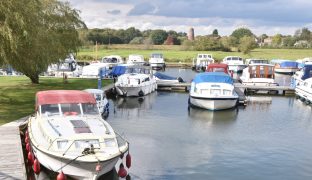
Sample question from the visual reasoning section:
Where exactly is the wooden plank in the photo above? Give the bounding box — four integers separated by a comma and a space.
0, 125, 26, 180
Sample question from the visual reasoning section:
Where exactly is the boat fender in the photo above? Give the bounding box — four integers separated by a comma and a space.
26, 142, 30, 152
27, 151, 34, 166
120, 153, 124, 159
178, 77, 184, 83
138, 90, 144, 97
96, 163, 102, 172
33, 158, 40, 175
118, 163, 127, 178
57, 171, 67, 180
126, 153, 131, 168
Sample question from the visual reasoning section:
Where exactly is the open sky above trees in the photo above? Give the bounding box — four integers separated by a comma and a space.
64, 0, 312, 36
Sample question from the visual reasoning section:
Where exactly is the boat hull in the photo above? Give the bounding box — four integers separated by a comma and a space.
115, 83, 157, 97
150, 63, 165, 70
228, 65, 247, 73
295, 86, 312, 103
31, 144, 120, 180
274, 68, 298, 75
189, 96, 238, 110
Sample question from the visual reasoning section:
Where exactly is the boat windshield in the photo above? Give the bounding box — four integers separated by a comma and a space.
126, 67, 151, 74
40, 103, 99, 116
151, 54, 163, 58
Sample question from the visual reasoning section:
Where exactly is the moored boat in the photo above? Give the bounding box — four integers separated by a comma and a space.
240, 63, 278, 86
153, 72, 184, 86
291, 64, 312, 87
27, 90, 129, 179
222, 56, 247, 73
115, 65, 157, 97
271, 59, 299, 75
127, 54, 146, 66
149, 53, 165, 70
189, 72, 238, 110
84, 89, 109, 119
295, 77, 312, 105
192, 54, 214, 72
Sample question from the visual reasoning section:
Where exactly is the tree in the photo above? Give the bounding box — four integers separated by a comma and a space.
238, 36, 257, 54
231, 28, 254, 41
282, 36, 296, 48
0, 0, 85, 83
194, 36, 223, 51
272, 34, 283, 47
150, 29, 168, 45
212, 29, 219, 37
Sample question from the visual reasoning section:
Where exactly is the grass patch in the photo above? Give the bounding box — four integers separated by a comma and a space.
0, 76, 112, 125
78, 45, 312, 62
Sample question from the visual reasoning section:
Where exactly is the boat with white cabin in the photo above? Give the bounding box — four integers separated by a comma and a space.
291, 64, 312, 88
222, 56, 247, 73
189, 72, 238, 110
192, 54, 214, 72
149, 53, 165, 70
27, 90, 129, 179
127, 54, 146, 65
295, 77, 312, 104
101, 55, 124, 69
239, 63, 278, 86
115, 65, 157, 97
84, 89, 109, 119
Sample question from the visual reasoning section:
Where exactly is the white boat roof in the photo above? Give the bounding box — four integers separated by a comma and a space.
248, 63, 274, 67
84, 89, 104, 94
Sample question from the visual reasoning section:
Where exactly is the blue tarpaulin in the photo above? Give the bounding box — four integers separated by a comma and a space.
110, 66, 127, 76
280, 61, 298, 68
302, 64, 312, 80
154, 72, 177, 80
192, 72, 233, 84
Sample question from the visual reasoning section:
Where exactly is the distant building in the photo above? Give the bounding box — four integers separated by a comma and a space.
188, 27, 194, 41
259, 37, 272, 46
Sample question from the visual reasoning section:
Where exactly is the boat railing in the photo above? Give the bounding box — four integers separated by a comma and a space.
115, 131, 128, 149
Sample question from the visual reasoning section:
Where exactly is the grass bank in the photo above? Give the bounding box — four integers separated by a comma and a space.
0, 76, 111, 125
77, 45, 312, 62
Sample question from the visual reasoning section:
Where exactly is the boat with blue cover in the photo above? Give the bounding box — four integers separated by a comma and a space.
153, 72, 184, 86
271, 59, 299, 74
291, 64, 312, 87
189, 72, 238, 110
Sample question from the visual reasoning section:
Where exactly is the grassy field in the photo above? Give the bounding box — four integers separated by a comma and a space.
77, 44, 312, 63
0, 76, 112, 125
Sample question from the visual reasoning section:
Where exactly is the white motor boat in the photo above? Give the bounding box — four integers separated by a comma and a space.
189, 72, 238, 110
127, 54, 146, 66
153, 72, 184, 86
295, 77, 312, 104
240, 63, 278, 86
291, 64, 312, 88
81, 63, 110, 78
245, 59, 269, 65
192, 54, 214, 72
148, 53, 165, 70
101, 55, 124, 69
27, 90, 129, 180
115, 66, 157, 97
84, 89, 109, 119
222, 56, 247, 73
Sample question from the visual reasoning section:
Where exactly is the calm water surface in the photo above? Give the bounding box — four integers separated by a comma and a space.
106, 68, 312, 180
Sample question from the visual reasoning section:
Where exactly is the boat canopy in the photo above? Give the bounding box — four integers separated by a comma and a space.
193, 72, 233, 84
154, 72, 176, 80
110, 65, 127, 76
206, 63, 229, 74
280, 61, 298, 68
36, 90, 96, 107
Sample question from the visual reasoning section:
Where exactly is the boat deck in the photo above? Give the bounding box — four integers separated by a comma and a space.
0, 120, 27, 179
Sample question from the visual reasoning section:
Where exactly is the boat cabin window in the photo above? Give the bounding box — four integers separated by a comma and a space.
41, 104, 59, 115
81, 103, 99, 115
61, 103, 81, 116
207, 67, 226, 73
249, 66, 274, 78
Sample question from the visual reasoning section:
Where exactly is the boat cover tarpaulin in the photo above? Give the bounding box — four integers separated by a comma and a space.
302, 65, 312, 80
110, 65, 127, 76
36, 90, 96, 107
192, 72, 233, 84
154, 72, 177, 80
280, 61, 298, 68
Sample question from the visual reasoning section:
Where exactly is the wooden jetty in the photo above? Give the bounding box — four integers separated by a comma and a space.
0, 118, 27, 179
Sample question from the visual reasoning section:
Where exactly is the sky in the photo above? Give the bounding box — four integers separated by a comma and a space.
65, 0, 312, 36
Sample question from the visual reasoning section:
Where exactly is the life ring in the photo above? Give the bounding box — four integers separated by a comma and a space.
64, 111, 78, 116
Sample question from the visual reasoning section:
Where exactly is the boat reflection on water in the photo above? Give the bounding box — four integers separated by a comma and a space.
112, 92, 157, 117
188, 106, 238, 125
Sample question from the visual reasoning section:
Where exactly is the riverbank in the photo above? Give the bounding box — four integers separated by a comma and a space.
77, 45, 312, 62
0, 76, 112, 125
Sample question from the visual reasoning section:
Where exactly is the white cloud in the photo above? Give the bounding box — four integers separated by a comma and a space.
65, 0, 310, 36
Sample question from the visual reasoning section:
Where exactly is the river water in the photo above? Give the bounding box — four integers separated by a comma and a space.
105, 68, 312, 180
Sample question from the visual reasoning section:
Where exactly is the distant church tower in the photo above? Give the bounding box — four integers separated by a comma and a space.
188, 27, 194, 41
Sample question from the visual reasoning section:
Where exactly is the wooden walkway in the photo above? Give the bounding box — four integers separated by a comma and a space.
0, 119, 27, 180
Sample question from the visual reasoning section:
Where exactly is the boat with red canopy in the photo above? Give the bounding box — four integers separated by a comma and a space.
28, 90, 129, 179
